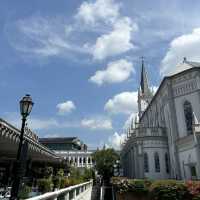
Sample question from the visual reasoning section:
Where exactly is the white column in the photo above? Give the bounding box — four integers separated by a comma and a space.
64, 192, 69, 200
86, 157, 88, 168
77, 156, 79, 167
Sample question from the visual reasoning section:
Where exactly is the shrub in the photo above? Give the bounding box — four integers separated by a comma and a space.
82, 168, 95, 181
57, 169, 64, 177
186, 181, 200, 199
37, 178, 53, 193
53, 176, 61, 189
43, 167, 53, 178
18, 185, 32, 199
129, 179, 150, 196
150, 180, 192, 200
60, 177, 68, 188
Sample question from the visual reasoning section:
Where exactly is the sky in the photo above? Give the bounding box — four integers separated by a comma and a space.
1, 0, 200, 149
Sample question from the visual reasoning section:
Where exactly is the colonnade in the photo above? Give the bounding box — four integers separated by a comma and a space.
67, 155, 94, 168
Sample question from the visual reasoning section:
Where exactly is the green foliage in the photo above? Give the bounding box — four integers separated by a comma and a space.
57, 168, 64, 177
18, 185, 31, 199
112, 178, 199, 200
82, 168, 95, 181
92, 148, 119, 180
43, 166, 53, 178
150, 180, 191, 200
53, 176, 61, 189
112, 177, 150, 196
60, 177, 67, 188
70, 167, 81, 180
129, 179, 150, 196
37, 178, 53, 193
186, 181, 200, 199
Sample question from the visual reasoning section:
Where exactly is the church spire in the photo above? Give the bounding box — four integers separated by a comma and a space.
140, 57, 150, 95
138, 57, 153, 118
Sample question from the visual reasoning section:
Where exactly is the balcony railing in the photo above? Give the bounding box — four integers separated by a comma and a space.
27, 180, 93, 200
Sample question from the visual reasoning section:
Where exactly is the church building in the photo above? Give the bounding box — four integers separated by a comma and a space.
121, 58, 200, 180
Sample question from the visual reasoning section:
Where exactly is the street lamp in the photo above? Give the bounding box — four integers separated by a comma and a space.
113, 160, 120, 176
11, 94, 34, 200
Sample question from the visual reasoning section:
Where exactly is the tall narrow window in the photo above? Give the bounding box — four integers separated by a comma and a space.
165, 153, 170, 173
144, 152, 149, 172
154, 152, 160, 172
184, 101, 193, 135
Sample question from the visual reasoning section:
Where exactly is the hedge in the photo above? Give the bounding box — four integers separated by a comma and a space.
112, 177, 200, 200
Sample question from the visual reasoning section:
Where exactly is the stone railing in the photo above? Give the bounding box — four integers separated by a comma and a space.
134, 127, 167, 138
27, 180, 93, 200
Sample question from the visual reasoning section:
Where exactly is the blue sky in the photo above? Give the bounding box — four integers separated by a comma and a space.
1, 0, 200, 149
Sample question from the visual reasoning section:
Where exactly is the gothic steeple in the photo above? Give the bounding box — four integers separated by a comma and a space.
140, 57, 151, 98
138, 57, 153, 118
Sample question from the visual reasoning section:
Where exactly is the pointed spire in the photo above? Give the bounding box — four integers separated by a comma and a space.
140, 56, 150, 94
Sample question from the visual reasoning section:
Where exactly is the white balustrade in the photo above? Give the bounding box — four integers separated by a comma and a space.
26, 180, 93, 200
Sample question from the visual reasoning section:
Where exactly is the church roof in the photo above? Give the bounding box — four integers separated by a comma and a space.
139, 59, 200, 121
169, 58, 200, 75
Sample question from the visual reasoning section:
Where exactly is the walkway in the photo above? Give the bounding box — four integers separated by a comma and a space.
91, 184, 101, 200
76, 187, 92, 200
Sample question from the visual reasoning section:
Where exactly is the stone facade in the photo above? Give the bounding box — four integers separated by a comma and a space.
121, 59, 200, 180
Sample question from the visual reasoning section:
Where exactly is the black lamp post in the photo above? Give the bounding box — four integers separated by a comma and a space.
10, 94, 34, 200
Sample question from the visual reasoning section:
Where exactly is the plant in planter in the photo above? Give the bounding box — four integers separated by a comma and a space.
150, 180, 192, 200
186, 181, 200, 199
113, 178, 151, 200
53, 176, 61, 190
18, 185, 32, 199
37, 178, 53, 193
129, 179, 149, 199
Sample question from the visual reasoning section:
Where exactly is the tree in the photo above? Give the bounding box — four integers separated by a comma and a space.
92, 148, 119, 182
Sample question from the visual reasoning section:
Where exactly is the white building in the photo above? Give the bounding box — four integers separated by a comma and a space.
121, 58, 200, 180
55, 150, 95, 169
39, 137, 95, 169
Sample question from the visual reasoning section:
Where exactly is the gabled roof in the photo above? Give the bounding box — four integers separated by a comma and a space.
39, 137, 79, 144
139, 60, 200, 121
168, 58, 200, 76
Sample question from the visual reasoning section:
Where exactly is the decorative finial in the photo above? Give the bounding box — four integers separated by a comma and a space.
141, 56, 145, 65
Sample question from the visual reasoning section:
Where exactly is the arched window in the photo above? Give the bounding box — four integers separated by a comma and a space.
79, 157, 82, 163
154, 152, 160, 172
184, 101, 193, 135
165, 153, 170, 173
88, 157, 91, 164
144, 152, 149, 173
83, 157, 86, 163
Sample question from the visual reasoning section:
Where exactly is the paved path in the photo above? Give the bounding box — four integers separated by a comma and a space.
91, 185, 100, 200
76, 187, 92, 200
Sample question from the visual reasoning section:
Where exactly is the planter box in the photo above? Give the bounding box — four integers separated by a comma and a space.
116, 192, 148, 200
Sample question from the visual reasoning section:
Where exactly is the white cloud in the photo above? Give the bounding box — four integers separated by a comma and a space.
161, 28, 200, 75
56, 100, 76, 115
123, 113, 137, 129
5, 15, 89, 58
108, 132, 126, 150
152, 85, 158, 94
104, 91, 138, 115
92, 17, 137, 60
3, 112, 80, 131
76, 0, 120, 25
81, 117, 113, 130
89, 59, 134, 85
